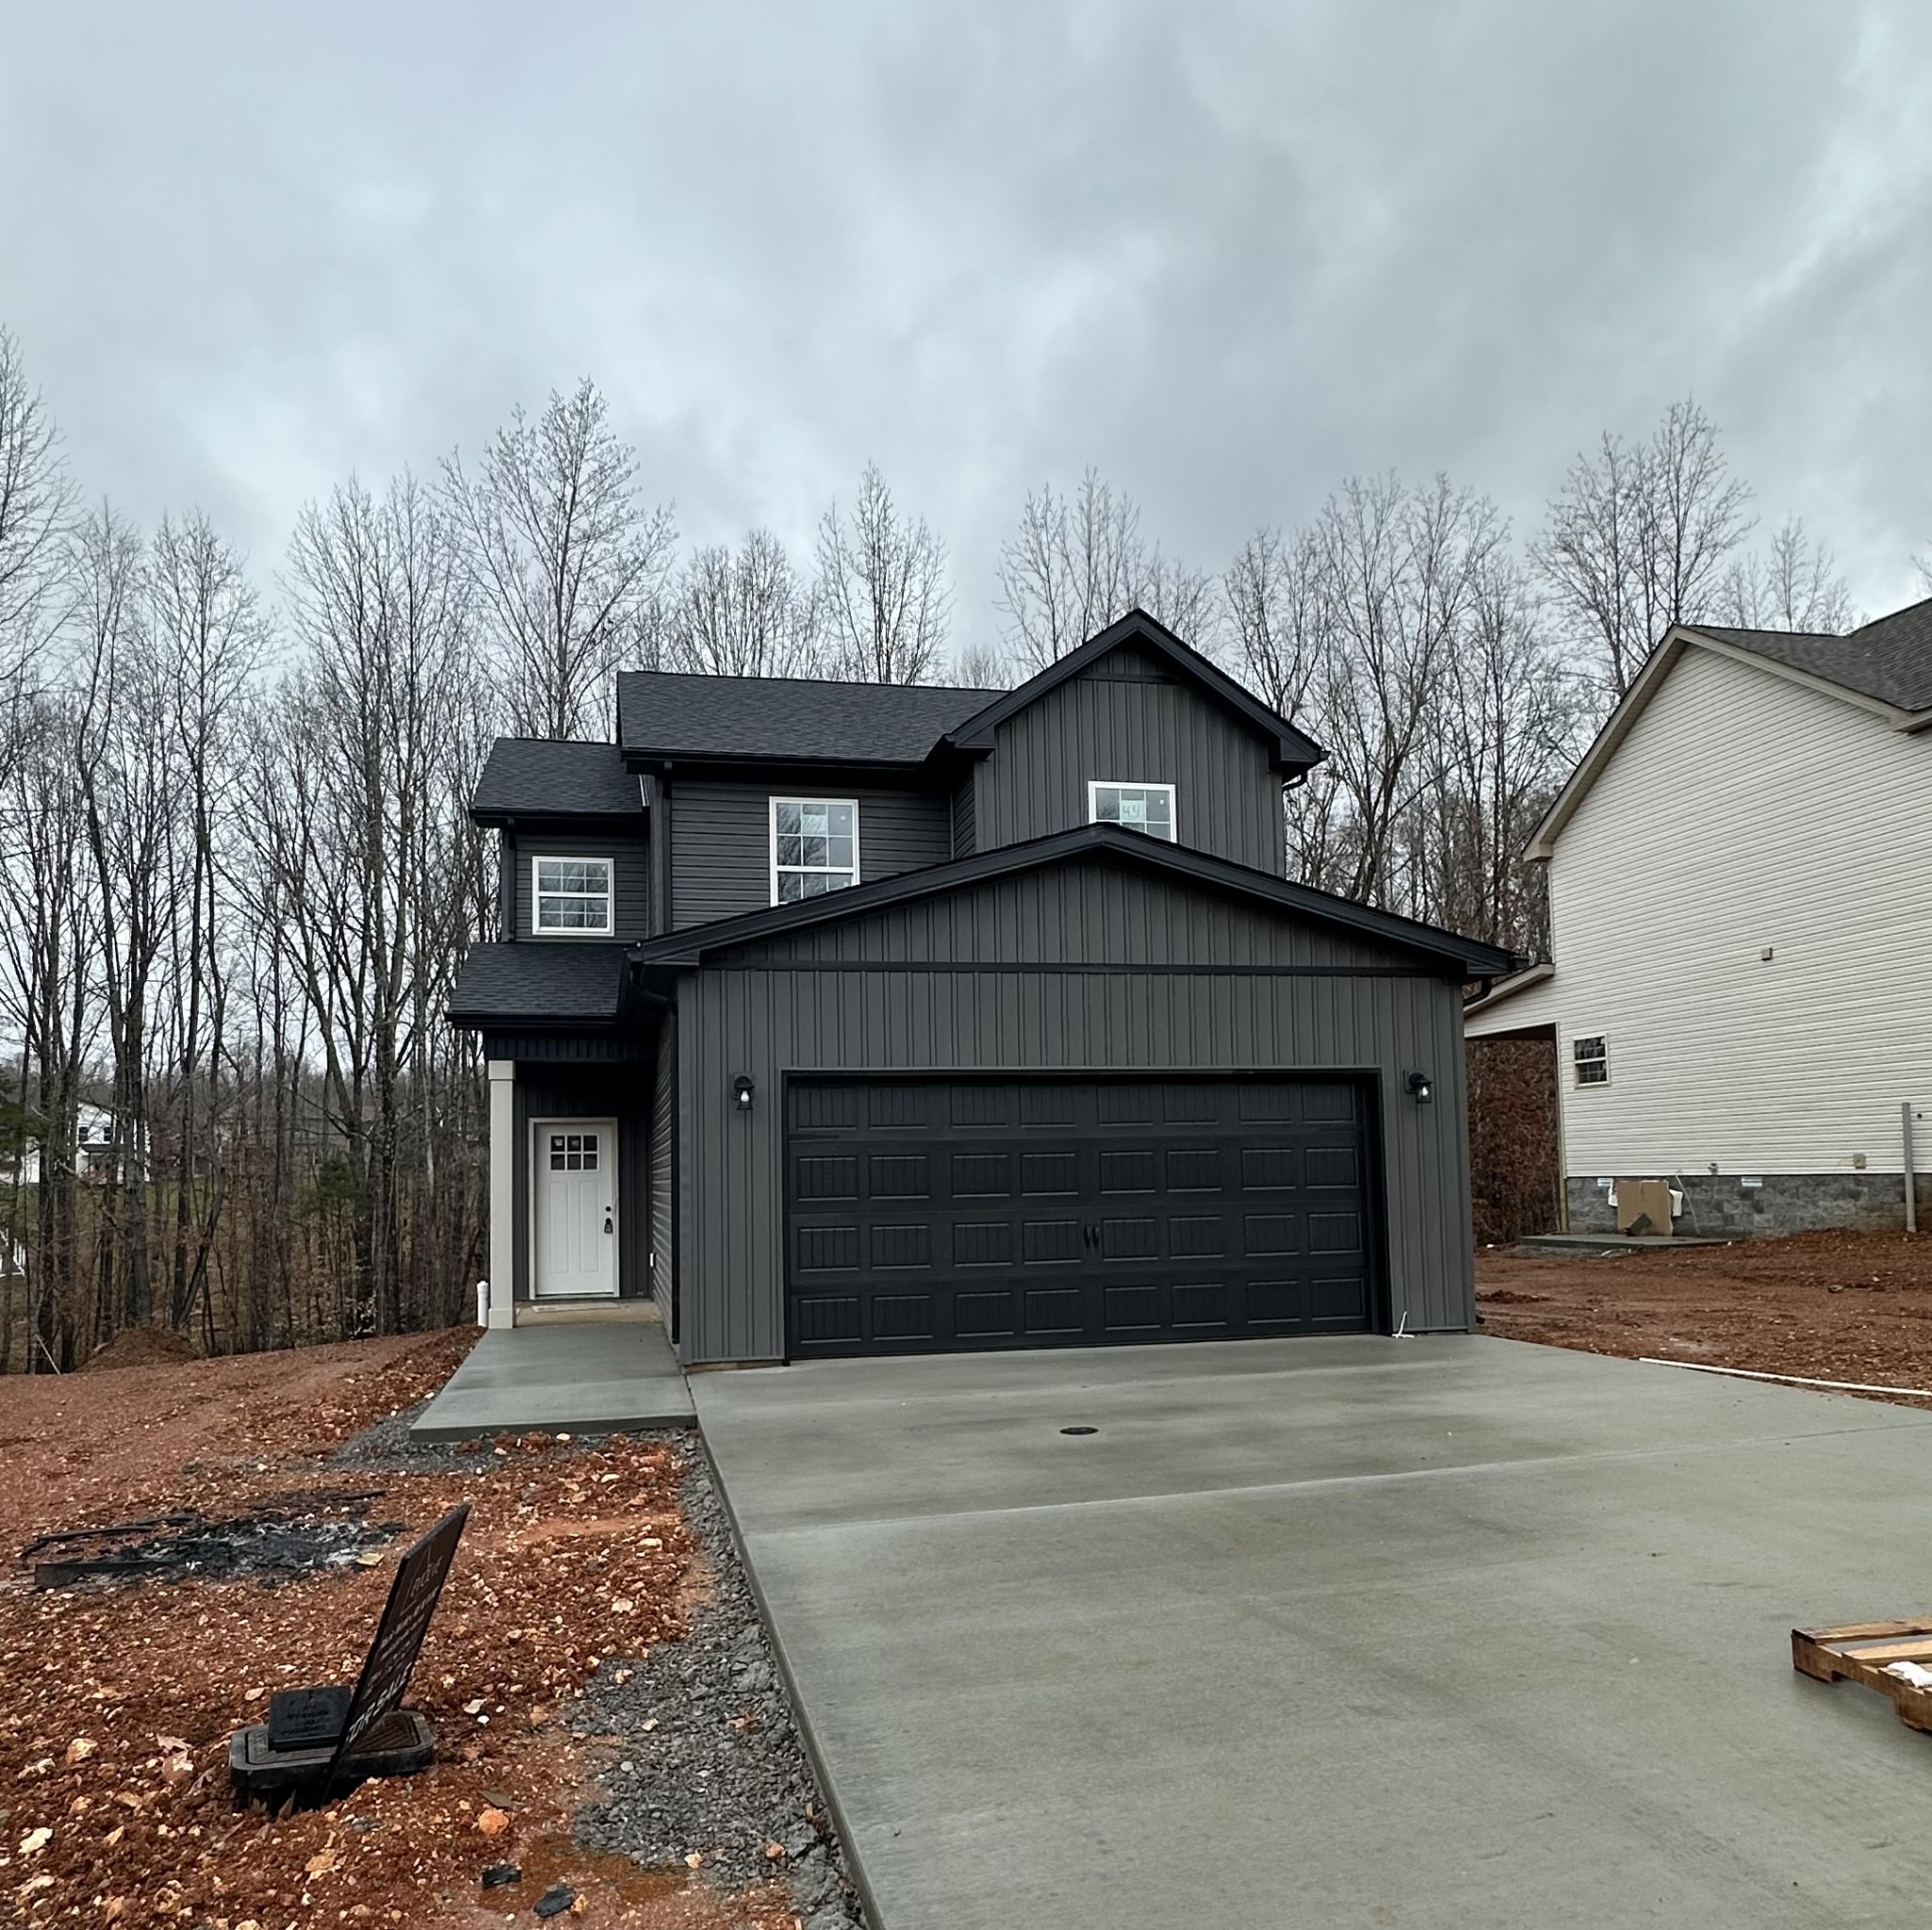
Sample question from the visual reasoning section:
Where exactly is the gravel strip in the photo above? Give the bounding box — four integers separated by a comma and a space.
573, 1442, 869, 1928
328, 1406, 868, 1926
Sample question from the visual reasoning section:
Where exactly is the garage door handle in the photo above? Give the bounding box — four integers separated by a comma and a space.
604, 1215, 613, 1235
1084, 1223, 1098, 1250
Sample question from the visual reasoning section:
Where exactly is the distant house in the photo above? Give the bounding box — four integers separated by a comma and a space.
10, 1104, 127, 1189
448, 610, 1515, 1362
1465, 595, 1932, 1237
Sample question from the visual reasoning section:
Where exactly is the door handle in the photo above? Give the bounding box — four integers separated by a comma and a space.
604, 1215, 614, 1235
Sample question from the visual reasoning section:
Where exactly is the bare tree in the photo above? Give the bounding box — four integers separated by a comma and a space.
1719, 516, 1856, 632
149, 512, 266, 1336
273, 473, 484, 1336
815, 463, 950, 683
996, 469, 1219, 671
0, 328, 75, 706
949, 638, 1011, 689
442, 380, 675, 737
662, 528, 820, 676
1308, 474, 1507, 907
1535, 399, 1753, 698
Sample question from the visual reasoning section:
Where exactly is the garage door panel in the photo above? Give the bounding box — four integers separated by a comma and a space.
1024, 1287, 1084, 1333
954, 1289, 1015, 1338
951, 1153, 1010, 1196
1104, 1284, 1163, 1329
952, 1221, 1012, 1267
787, 1075, 1374, 1357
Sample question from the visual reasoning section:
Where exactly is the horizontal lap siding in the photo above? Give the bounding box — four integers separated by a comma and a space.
1548, 647, 1932, 1177
673, 782, 953, 928
974, 654, 1283, 873
513, 834, 651, 941
675, 871, 1470, 1361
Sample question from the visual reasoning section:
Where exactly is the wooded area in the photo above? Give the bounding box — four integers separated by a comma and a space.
0, 324, 1863, 1369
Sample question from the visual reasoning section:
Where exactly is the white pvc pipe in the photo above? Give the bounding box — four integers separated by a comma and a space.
1907, 1101, 1920, 1237
1639, 1357, 1932, 1400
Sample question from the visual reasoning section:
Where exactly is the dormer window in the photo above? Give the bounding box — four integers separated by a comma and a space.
772, 799, 859, 903
533, 856, 613, 934
1089, 781, 1175, 841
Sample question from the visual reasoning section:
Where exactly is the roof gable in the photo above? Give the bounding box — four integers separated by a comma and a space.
1529, 600, 1932, 860
636, 823, 1516, 979
941, 610, 1324, 774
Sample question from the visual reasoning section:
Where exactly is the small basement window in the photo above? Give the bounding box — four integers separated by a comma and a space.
771, 799, 858, 904
533, 856, 613, 934
1089, 781, 1176, 841
1573, 1036, 1609, 1088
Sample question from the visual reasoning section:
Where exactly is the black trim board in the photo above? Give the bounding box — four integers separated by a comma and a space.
633, 822, 1520, 979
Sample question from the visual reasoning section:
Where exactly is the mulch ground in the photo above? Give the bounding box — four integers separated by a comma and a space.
1477, 1229, 1932, 1406
0, 1331, 801, 1930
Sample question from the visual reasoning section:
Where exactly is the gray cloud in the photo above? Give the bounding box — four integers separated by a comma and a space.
4, 0, 1929, 648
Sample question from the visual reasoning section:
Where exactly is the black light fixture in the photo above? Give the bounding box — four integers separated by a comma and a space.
1407, 1071, 1434, 1104
732, 1074, 756, 1112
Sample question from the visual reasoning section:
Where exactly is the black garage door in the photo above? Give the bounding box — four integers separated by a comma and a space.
785, 1075, 1375, 1358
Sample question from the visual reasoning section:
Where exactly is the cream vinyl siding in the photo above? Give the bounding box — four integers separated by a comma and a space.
1544, 644, 1932, 1177
1463, 973, 1558, 1039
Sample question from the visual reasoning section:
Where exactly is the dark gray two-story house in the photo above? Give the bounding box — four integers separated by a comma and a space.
449, 611, 1517, 1364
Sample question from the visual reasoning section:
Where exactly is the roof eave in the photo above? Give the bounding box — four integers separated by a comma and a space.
637, 824, 1517, 978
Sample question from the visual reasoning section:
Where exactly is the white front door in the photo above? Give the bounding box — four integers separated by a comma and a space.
533, 1119, 619, 1298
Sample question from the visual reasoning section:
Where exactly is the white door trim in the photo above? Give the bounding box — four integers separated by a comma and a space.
530, 1116, 620, 1299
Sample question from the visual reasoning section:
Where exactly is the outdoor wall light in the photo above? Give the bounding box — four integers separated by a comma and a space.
1407, 1072, 1434, 1104
732, 1074, 756, 1112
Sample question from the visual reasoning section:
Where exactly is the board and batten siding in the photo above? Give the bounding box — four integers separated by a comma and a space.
671, 781, 953, 929
1540, 644, 1932, 1179
972, 647, 1285, 873
649, 1019, 676, 1327
512, 833, 651, 942
674, 862, 1471, 1363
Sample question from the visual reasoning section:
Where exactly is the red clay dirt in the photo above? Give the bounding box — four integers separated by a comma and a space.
1477, 1229, 1932, 1406
0, 1332, 799, 1930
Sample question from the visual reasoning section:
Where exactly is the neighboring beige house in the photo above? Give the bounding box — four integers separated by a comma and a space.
1465, 595, 1932, 1237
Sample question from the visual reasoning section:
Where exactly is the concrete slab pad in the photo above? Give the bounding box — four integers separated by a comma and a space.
411, 1317, 692, 1440
694, 1335, 1932, 1930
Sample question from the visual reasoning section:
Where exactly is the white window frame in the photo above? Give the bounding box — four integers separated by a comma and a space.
1572, 1034, 1610, 1089
531, 854, 614, 937
1088, 779, 1178, 843
769, 797, 861, 906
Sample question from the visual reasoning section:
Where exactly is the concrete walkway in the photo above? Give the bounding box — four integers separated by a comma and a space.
411, 1313, 692, 1441
693, 1335, 1932, 1930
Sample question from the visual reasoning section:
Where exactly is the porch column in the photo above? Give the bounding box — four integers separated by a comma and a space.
487, 1059, 516, 1329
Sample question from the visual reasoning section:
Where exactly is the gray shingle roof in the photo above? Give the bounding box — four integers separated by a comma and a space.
449, 943, 629, 1023
1693, 596, 1932, 712
473, 740, 642, 820
616, 671, 1000, 765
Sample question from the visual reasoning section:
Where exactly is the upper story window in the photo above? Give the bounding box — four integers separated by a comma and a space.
771, 799, 859, 904
1089, 781, 1176, 842
1572, 1035, 1609, 1088
533, 856, 613, 934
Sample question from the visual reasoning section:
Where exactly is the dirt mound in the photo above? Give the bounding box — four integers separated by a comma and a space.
79, 1325, 198, 1373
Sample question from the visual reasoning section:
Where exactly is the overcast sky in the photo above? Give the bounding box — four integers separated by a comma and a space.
4, 1, 1929, 656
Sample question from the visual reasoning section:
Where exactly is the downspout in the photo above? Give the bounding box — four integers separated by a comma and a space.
1907, 1102, 1921, 1236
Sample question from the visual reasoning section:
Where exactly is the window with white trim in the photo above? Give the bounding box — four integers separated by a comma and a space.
1572, 1035, 1609, 1088
533, 856, 613, 934
1088, 780, 1176, 841
770, 798, 858, 904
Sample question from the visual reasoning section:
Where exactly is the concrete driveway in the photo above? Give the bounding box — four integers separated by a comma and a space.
691, 1335, 1932, 1930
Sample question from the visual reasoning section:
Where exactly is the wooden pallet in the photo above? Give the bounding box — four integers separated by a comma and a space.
1792, 1621, 1932, 1732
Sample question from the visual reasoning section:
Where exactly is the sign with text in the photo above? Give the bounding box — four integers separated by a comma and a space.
324, 1502, 470, 1782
